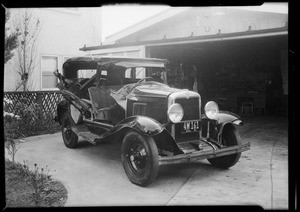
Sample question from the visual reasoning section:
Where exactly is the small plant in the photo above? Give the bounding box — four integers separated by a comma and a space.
5, 160, 67, 207
21, 161, 52, 206
5, 139, 20, 163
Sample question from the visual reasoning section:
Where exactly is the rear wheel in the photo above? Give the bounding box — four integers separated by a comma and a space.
61, 112, 78, 148
121, 131, 159, 187
208, 124, 241, 169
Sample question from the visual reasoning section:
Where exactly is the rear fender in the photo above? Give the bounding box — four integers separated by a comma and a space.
56, 100, 69, 124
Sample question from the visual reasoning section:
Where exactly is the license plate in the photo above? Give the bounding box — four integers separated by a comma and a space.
181, 120, 201, 133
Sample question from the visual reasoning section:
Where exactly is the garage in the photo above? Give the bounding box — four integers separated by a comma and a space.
146, 32, 288, 115
80, 6, 288, 116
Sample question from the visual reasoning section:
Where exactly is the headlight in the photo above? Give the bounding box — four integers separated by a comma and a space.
168, 103, 184, 123
204, 101, 219, 119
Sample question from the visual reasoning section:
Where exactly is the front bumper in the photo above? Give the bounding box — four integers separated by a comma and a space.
159, 141, 250, 165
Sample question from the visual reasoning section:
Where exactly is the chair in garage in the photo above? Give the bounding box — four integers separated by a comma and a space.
241, 102, 254, 115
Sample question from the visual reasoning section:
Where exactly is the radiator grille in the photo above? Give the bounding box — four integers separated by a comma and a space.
175, 97, 199, 121
174, 97, 200, 142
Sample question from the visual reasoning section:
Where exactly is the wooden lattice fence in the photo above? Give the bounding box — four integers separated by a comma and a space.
3, 91, 64, 117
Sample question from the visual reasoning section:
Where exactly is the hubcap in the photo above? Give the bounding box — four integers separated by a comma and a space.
127, 140, 148, 173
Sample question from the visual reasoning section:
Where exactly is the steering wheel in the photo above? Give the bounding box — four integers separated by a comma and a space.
129, 77, 155, 92
95, 77, 107, 86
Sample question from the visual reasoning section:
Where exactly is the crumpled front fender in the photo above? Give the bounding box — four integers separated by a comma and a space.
102, 116, 183, 154
202, 111, 243, 126
115, 115, 164, 136
201, 111, 243, 142
214, 111, 243, 126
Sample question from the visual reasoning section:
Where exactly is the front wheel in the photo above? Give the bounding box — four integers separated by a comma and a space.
208, 124, 241, 169
61, 112, 78, 148
121, 131, 159, 187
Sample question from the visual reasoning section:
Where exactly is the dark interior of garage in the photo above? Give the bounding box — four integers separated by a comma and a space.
147, 35, 288, 116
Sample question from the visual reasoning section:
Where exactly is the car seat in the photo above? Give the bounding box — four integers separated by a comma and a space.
88, 86, 116, 121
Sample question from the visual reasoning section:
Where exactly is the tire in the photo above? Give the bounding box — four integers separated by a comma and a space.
61, 112, 78, 148
121, 130, 159, 187
208, 124, 241, 169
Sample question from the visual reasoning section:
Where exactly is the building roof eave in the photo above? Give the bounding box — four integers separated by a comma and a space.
80, 26, 288, 52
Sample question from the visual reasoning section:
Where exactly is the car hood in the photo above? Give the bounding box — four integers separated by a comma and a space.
131, 81, 181, 98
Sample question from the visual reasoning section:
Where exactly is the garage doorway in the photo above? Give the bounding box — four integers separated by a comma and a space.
147, 35, 288, 116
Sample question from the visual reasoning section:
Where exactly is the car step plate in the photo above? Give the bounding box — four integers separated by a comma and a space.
71, 125, 101, 145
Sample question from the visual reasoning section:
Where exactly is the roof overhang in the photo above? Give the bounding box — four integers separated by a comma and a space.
80, 26, 288, 52
63, 56, 167, 68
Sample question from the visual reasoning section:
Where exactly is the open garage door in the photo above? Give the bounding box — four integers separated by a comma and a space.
147, 34, 288, 116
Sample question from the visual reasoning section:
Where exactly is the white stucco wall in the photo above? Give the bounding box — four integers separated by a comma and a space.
4, 7, 102, 91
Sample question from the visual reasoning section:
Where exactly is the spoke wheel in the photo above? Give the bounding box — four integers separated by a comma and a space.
61, 112, 78, 148
121, 131, 159, 187
208, 124, 241, 169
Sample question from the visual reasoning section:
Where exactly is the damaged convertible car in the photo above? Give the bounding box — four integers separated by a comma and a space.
54, 56, 250, 187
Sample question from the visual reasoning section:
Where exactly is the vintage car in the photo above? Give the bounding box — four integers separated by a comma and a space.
53, 56, 250, 187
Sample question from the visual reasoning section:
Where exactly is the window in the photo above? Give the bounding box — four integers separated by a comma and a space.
136, 68, 145, 79
41, 56, 58, 89
125, 68, 145, 79
77, 69, 97, 78
125, 68, 131, 78
101, 70, 107, 76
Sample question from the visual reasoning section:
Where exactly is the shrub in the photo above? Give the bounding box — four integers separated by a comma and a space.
4, 115, 23, 141
4, 97, 61, 140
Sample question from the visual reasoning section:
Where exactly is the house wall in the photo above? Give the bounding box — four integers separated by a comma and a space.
4, 7, 102, 91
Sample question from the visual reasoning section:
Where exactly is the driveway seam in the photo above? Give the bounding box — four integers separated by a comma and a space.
165, 169, 197, 205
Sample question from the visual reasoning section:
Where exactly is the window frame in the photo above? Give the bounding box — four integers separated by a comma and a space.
40, 55, 60, 91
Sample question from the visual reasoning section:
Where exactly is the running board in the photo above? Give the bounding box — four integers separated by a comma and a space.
82, 118, 114, 130
71, 125, 102, 145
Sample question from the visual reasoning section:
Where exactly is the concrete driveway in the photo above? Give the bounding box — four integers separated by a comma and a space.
9, 116, 288, 209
